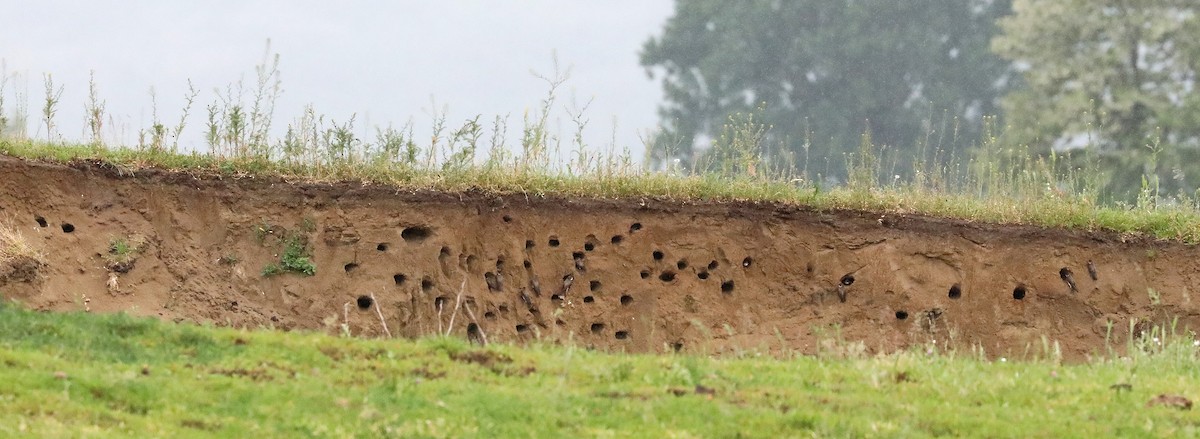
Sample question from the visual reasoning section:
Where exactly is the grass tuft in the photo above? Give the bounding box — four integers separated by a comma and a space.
0, 219, 42, 269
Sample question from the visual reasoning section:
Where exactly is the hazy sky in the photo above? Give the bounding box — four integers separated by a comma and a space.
2, 1, 674, 160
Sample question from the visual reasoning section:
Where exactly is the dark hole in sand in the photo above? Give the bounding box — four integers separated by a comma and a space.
840, 274, 855, 286
356, 295, 374, 310
401, 226, 432, 243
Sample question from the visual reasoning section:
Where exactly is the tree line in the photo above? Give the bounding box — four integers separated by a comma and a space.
641, 0, 1200, 201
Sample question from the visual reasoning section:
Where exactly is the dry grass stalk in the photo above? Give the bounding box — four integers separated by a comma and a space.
369, 292, 391, 338
445, 279, 466, 336
340, 302, 351, 336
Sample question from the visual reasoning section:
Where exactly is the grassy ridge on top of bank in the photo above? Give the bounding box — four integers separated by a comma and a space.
4, 137, 1200, 243
0, 303, 1198, 437
5, 55, 1200, 242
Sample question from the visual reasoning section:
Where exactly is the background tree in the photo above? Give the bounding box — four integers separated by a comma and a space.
993, 0, 1200, 201
640, 0, 1014, 181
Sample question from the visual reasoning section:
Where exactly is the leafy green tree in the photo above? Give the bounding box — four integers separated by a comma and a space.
640, 0, 1014, 180
993, 0, 1200, 200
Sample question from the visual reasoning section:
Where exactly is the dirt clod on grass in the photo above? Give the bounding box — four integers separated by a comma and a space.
1147, 394, 1193, 410
449, 350, 512, 369
4, 155, 1200, 360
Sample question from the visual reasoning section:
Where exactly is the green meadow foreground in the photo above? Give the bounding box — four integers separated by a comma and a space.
0, 305, 1196, 438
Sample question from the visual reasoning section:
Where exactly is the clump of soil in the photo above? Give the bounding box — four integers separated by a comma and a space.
0, 254, 43, 285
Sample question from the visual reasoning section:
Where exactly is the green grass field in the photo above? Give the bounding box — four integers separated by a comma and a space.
0, 304, 1196, 438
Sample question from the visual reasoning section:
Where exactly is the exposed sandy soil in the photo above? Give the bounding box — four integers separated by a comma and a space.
1, 154, 1198, 360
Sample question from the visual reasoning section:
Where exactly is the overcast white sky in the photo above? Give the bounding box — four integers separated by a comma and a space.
1, 1, 674, 160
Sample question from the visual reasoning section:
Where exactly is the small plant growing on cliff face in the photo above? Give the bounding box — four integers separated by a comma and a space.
104, 235, 148, 273
253, 221, 274, 244
109, 238, 132, 259
263, 235, 315, 277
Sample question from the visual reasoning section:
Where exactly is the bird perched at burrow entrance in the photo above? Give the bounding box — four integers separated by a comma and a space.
836, 273, 855, 303
560, 274, 574, 297
519, 288, 535, 311
485, 272, 503, 292
528, 275, 542, 296
1060, 267, 1077, 293
1087, 260, 1098, 281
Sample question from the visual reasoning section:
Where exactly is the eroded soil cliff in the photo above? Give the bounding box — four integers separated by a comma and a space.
2, 155, 1197, 359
